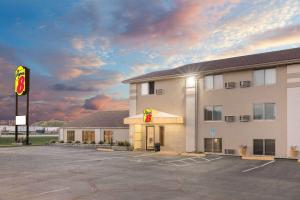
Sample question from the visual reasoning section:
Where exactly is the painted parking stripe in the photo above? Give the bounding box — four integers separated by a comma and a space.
207, 157, 222, 161
133, 152, 157, 158
241, 160, 275, 173
36, 187, 70, 196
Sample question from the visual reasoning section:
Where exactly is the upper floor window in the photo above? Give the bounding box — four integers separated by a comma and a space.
204, 75, 223, 90
204, 105, 223, 121
253, 103, 276, 120
141, 81, 155, 95
253, 68, 276, 86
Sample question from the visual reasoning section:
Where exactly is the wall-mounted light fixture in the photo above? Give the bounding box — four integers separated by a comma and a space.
186, 76, 196, 88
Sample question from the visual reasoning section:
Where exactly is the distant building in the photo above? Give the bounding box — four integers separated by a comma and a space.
60, 110, 129, 144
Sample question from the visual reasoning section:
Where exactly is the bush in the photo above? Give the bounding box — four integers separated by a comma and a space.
75, 140, 81, 144
49, 140, 56, 144
83, 141, 88, 144
117, 141, 130, 147
124, 141, 130, 147
118, 141, 125, 146
98, 141, 104, 144
59, 140, 64, 143
90, 141, 96, 144
67, 140, 73, 144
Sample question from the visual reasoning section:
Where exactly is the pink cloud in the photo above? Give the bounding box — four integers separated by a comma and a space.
84, 94, 128, 111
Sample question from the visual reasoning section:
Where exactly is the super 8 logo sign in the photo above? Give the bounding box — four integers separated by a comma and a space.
15, 66, 29, 96
143, 108, 152, 123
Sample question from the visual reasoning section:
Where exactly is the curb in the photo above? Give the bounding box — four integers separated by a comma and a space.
242, 156, 275, 161
96, 148, 114, 152
180, 153, 206, 157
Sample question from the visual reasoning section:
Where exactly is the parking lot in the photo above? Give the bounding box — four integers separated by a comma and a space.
0, 146, 300, 200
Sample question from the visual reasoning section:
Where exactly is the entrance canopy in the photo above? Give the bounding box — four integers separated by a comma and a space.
124, 110, 184, 125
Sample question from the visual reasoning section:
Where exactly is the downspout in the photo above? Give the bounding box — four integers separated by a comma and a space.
195, 77, 199, 152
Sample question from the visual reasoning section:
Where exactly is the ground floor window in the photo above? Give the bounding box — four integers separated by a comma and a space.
104, 130, 113, 144
159, 126, 165, 146
82, 131, 95, 143
67, 131, 75, 142
253, 139, 275, 155
204, 138, 222, 153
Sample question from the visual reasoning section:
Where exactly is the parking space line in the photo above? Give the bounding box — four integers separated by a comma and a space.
207, 157, 222, 162
133, 152, 157, 158
241, 160, 275, 173
36, 187, 70, 196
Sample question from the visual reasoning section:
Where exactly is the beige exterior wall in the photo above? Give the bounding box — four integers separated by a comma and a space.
135, 78, 186, 116
198, 66, 287, 156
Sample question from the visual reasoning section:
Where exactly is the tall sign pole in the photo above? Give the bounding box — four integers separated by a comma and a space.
15, 66, 30, 145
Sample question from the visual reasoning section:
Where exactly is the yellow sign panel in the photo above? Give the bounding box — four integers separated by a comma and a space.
143, 108, 152, 123
15, 66, 28, 96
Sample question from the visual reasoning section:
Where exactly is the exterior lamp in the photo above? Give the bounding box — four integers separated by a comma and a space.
186, 76, 196, 88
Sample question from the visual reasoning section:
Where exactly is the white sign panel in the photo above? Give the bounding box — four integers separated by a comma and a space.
210, 128, 216, 137
16, 116, 26, 125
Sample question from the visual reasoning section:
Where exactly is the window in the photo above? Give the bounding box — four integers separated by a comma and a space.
159, 126, 165, 146
253, 68, 276, 86
204, 76, 213, 90
253, 103, 276, 120
141, 83, 149, 95
67, 131, 75, 142
104, 130, 113, 144
141, 81, 155, 95
204, 75, 223, 90
149, 81, 155, 94
214, 75, 223, 89
204, 106, 222, 121
82, 131, 95, 143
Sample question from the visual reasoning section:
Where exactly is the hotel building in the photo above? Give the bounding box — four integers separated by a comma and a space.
123, 47, 300, 157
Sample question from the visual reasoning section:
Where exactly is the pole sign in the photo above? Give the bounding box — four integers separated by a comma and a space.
15, 66, 29, 96
14, 65, 30, 145
143, 108, 152, 123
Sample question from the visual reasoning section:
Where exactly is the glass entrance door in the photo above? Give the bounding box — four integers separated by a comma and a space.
253, 139, 275, 156
146, 126, 155, 150
204, 138, 222, 153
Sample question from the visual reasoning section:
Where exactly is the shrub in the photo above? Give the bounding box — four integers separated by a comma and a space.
90, 141, 96, 144
59, 140, 64, 143
67, 140, 73, 144
83, 141, 88, 144
124, 141, 130, 147
75, 140, 81, 144
98, 141, 104, 144
118, 141, 125, 146
49, 140, 56, 144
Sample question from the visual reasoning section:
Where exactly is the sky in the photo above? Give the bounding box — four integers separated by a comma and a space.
0, 0, 300, 123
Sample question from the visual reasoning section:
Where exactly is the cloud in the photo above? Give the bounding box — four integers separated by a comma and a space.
84, 94, 128, 111
52, 69, 125, 92
129, 64, 164, 77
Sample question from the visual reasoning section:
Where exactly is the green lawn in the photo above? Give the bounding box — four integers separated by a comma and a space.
0, 136, 58, 146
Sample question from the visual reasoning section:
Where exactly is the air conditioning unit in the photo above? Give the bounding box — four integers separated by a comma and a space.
225, 82, 236, 89
225, 116, 235, 122
156, 89, 164, 95
225, 149, 235, 155
240, 81, 251, 88
240, 115, 251, 122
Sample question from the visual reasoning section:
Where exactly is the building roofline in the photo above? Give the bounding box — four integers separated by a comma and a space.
123, 47, 300, 84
